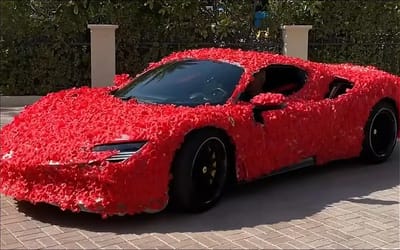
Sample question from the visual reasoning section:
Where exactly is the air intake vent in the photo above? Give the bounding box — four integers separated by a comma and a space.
92, 142, 147, 163
106, 151, 135, 162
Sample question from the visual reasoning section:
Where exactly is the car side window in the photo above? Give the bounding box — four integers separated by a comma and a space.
325, 78, 354, 99
239, 64, 308, 102
262, 64, 308, 96
239, 70, 267, 102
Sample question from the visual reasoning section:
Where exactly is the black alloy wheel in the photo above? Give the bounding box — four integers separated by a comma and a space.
170, 129, 230, 212
191, 137, 227, 205
361, 101, 398, 163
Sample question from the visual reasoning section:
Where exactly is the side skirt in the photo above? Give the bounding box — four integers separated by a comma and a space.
266, 157, 316, 178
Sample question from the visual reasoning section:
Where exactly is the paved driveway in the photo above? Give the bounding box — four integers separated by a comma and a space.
1, 107, 399, 249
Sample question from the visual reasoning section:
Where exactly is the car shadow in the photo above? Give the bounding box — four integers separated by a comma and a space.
17, 144, 399, 234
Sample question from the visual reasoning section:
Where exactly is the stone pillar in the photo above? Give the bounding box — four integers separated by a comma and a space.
281, 25, 312, 60
87, 24, 118, 87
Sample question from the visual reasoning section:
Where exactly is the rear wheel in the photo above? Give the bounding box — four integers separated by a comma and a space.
170, 129, 230, 212
361, 101, 398, 163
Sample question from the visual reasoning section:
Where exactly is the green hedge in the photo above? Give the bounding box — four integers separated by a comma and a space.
0, 0, 399, 95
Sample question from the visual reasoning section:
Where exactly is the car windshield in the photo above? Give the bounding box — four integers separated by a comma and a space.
113, 59, 244, 106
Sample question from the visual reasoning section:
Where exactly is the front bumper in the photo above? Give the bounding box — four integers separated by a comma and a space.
0, 158, 170, 218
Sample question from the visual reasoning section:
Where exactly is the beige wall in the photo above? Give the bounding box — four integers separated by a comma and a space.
88, 24, 118, 88
281, 25, 312, 60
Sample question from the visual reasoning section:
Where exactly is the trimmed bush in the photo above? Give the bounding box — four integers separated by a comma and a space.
0, 0, 398, 95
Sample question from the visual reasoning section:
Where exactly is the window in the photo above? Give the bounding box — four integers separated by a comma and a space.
113, 60, 244, 106
262, 64, 308, 95
325, 78, 353, 99
239, 64, 308, 101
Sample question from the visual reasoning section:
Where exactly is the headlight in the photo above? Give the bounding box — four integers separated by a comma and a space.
92, 142, 146, 162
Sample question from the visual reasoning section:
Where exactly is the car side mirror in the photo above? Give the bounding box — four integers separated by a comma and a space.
250, 93, 286, 124
250, 93, 286, 108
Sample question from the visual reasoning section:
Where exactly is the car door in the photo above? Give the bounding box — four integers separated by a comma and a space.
246, 64, 331, 175
311, 77, 360, 163
259, 98, 326, 173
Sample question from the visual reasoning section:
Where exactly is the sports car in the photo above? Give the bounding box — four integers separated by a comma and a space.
1, 48, 399, 218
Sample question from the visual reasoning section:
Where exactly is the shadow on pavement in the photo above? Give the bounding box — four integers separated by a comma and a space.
17, 145, 399, 234
346, 197, 398, 205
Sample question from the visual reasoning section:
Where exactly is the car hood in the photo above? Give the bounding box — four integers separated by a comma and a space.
0, 87, 205, 166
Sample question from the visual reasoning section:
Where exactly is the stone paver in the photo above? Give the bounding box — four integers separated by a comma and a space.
1, 107, 399, 249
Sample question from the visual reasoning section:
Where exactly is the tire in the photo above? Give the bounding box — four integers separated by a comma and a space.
170, 129, 230, 212
361, 101, 398, 163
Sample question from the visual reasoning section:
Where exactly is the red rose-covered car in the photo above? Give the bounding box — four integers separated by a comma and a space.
1, 48, 399, 218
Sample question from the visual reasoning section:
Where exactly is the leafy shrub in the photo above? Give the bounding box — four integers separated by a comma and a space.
0, 0, 398, 95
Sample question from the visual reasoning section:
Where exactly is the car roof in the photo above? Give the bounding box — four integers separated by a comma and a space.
155, 48, 313, 74
151, 48, 320, 101
155, 48, 395, 82
140, 48, 398, 100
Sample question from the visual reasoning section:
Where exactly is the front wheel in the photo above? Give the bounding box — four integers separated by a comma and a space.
170, 129, 230, 212
361, 101, 398, 163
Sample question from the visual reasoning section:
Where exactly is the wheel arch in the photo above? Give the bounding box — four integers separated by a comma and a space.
360, 97, 399, 163
379, 97, 399, 136
167, 126, 238, 211
175, 126, 237, 184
